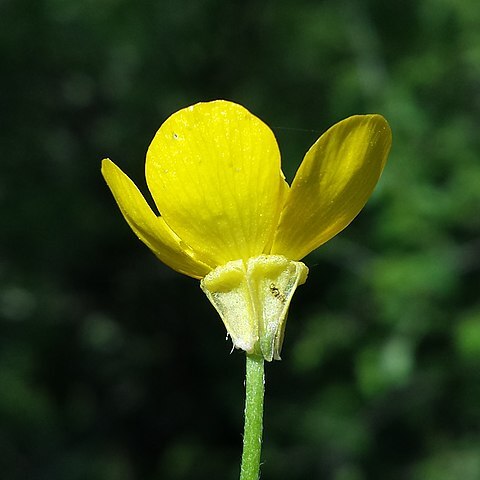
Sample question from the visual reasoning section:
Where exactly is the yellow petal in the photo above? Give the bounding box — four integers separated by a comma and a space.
145, 100, 284, 267
101, 159, 213, 279
272, 115, 392, 260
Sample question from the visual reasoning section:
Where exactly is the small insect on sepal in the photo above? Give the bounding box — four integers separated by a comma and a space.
269, 283, 286, 304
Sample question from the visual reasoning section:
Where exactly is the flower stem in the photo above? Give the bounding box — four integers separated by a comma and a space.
240, 354, 265, 480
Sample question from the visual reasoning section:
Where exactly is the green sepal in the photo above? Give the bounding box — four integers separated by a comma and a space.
200, 255, 308, 361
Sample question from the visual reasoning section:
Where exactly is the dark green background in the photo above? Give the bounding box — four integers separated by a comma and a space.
2, 0, 480, 479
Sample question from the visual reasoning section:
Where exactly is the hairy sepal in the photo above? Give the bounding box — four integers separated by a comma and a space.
200, 255, 308, 361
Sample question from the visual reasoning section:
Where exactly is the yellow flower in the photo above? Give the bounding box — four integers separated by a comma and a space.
102, 100, 391, 360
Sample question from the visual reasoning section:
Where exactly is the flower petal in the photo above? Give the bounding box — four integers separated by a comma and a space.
101, 159, 213, 278
272, 115, 392, 260
145, 100, 284, 267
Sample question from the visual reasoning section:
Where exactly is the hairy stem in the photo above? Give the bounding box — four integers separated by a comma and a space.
240, 354, 265, 480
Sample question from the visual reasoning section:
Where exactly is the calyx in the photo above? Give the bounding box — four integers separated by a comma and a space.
200, 255, 308, 361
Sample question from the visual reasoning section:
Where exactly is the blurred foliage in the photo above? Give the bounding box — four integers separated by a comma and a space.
1, 0, 480, 479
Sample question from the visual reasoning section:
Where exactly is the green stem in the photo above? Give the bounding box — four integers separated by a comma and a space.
240, 354, 265, 480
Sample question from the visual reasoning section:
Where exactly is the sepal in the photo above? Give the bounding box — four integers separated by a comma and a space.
200, 255, 308, 361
